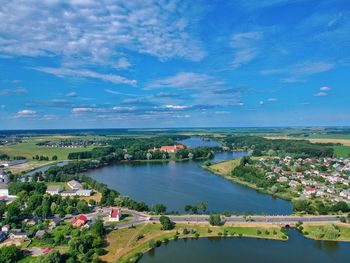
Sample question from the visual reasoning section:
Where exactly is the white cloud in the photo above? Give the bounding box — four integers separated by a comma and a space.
230, 101, 244, 106
261, 61, 334, 82
115, 57, 131, 69
40, 114, 58, 120
72, 107, 102, 113
267, 98, 277, 102
0, 105, 5, 109
16, 109, 36, 118
159, 105, 189, 110
0, 1, 205, 64
112, 106, 136, 111
231, 32, 261, 68
320, 86, 331, 91
147, 72, 223, 90
37, 67, 137, 86
66, 92, 77, 97
259, 100, 264, 105
314, 92, 328, 97
0, 88, 27, 96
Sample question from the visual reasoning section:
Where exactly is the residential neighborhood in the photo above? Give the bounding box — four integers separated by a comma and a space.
256, 156, 350, 203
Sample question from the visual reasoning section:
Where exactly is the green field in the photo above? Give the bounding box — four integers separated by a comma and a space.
304, 224, 350, 241
333, 145, 350, 158
0, 141, 94, 161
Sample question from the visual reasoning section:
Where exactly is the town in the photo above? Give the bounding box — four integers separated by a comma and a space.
256, 156, 350, 203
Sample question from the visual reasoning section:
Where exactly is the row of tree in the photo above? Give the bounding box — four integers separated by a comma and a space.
224, 135, 334, 158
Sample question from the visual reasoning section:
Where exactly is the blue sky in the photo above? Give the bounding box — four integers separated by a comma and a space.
0, 0, 349, 129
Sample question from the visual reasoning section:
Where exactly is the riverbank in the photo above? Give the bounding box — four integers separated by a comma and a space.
102, 222, 288, 263
303, 223, 350, 242
202, 159, 294, 201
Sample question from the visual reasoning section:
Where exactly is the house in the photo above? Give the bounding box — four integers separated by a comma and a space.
303, 187, 317, 196
0, 170, 9, 184
67, 180, 83, 190
72, 215, 88, 227
109, 208, 121, 222
76, 189, 92, 196
1, 224, 10, 233
60, 190, 78, 197
0, 231, 7, 242
26, 216, 40, 226
49, 217, 61, 229
149, 144, 185, 153
277, 176, 288, 183
46, 185, 63, 195
35, 230, 46, 239
10, 232, 28, 239
160, 145, 184, 153
0, 183, 9, 196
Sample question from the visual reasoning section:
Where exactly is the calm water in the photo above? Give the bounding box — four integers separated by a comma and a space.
25, 161, 69, 175
179, 136, 221, 148
140, 230, 350, 263
86, 137, 292, 214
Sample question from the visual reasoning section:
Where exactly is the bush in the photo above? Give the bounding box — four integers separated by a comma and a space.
209, 214, 221, 226
256, 230, 262, 235
339, 216, 347, 223
182, 228, 189, 235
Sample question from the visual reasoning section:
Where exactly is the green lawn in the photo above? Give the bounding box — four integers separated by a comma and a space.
44, 182, 67, 190
0, 141, 94, 161
333, 145, 350, 158
105, 223, 287, 263
304, 224, 350, 241
205, 159, 241, 175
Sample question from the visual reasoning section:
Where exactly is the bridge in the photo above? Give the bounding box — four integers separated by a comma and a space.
108, 209, 341, 229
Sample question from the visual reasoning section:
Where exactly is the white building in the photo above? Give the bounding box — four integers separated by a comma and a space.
0, 183, 9, 196
109, 208, 121, 222
46, 185, 63, 195
67, 180, 83, 190
76, 189, 92, 196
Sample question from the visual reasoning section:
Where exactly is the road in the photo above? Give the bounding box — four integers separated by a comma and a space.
96, 208, 341, 229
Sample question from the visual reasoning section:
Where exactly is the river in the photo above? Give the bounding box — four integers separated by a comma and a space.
139, 230, 350, 263
86, 137, 292, 214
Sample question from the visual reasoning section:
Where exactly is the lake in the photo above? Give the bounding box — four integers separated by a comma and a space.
139, 230, 350, 263
86, 137, 292, 214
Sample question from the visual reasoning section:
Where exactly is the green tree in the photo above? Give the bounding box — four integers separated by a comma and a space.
184, 205, 192, 213
77, 200, 89, 214
33, 250, 62, 263
198, 202, 207, 213
0, 245, 23, 263
159, 215, 174, 230
331, 201, 350, 213
152, 204, 167, 214
91, 220, 105, 237
209, 214, 221, 226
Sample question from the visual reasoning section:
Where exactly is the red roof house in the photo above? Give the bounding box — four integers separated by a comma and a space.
160, 145, 184, 153
109, 208, 121, 222
72, 215, 88, 227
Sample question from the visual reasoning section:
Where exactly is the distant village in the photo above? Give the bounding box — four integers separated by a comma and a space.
256, 156, 350, 202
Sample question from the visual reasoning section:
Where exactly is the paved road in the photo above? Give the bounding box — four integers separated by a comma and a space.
68, 207, 340, 229
107, 209, 340, 229
148, 215, 339, 225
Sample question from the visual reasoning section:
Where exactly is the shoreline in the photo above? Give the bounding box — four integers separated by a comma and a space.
202, 164, 293, 202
